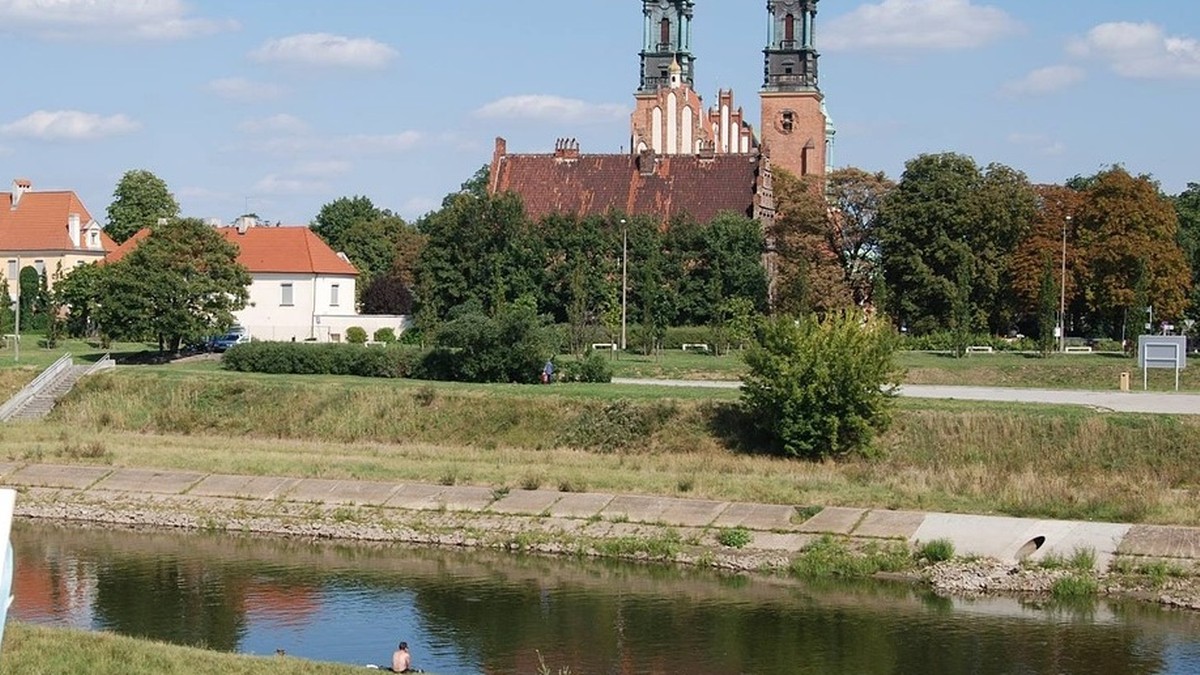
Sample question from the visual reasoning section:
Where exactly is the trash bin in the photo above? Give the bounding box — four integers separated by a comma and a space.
1119, 371, 1130, 392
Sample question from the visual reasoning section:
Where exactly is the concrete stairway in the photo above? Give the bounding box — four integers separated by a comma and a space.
6, 364, 93, 421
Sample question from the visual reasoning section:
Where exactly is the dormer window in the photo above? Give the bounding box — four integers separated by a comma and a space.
88, 230, 100, 249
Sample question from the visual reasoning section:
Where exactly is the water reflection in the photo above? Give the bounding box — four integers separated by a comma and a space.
10, 521, 1200, 674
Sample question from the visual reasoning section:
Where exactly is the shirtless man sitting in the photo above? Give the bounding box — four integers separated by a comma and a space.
391, 641, 412, 673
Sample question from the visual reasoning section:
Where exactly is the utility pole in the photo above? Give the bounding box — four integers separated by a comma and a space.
620, 218, 628, 352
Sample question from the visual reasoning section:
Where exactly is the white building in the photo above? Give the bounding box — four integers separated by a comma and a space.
110, 222, 408, 343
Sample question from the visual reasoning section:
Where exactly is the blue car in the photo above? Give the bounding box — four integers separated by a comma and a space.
210, 331, 250, 352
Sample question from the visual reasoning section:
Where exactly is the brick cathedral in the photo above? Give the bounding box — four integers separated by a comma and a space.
488, 0, 832, 227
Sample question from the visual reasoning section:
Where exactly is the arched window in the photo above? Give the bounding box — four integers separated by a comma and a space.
784, 14, 795, 43
660, 18, 671, 47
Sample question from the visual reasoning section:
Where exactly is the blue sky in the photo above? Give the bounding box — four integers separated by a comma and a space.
1, 0, 1198, 226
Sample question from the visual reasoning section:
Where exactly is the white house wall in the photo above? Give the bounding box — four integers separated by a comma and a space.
236, 272, 358, 342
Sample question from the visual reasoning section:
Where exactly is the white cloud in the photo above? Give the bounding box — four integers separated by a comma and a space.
1069, 22, 1200, 79
1001, 65, 1086, 95
824, 0, 1020, 51
474, 95, 627, 123
1007, 132, 1066, 157
1, 110, 139, 141
250, 33, 397, 69
238, 114, 309, 135
206, 78, 287, 103
0, 0, 237, 40
292, 160, 352, 176
253, 174, 327, 196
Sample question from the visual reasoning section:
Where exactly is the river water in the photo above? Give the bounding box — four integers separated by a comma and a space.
10, 521, 1200, 674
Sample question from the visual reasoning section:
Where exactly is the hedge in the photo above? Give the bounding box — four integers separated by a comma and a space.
222, 342, 420, 378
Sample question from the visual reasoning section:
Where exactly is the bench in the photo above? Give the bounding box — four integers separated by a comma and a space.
591, 343, 617, 351
1064, 346, 1093, 354
965, 345, 994, 354
682, 343, 711, 352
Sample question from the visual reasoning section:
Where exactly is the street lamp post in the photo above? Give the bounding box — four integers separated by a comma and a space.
12, 256, 19, 363
1059, 215, 1070, 353
620, 218, 628, 352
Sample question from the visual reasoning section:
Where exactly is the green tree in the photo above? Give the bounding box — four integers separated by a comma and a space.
18, 266, 45, 331
826, 168, 895, 306
878, 153, 1036, 335
422, 301, 554, 383
1036, 258, 1058, 356
1077, 167, 1192, 336
1175, 182, 1200, 318
54, 262, 106, 338
96, 218, 251, 353
105, 170, 180, 244
741, 311, 901, 459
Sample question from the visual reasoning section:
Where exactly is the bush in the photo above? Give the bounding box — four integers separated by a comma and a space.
741, 311, 901, 459
345, 326, 368, 344
222, 342, 419, 378
559, 352, 614, 383
917, 539, 955, 563
716, 526, 752, 549
373, 327, 397, 344
661, 326, 715, 351
417, 302, 555, 383
559, 399, 677, 453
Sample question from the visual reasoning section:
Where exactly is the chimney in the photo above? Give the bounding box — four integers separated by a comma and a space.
68, 213, 81, 247
697, 140, 716, 161
10, 178, 30, 209
637, 148, 657, 177
234, 215, 256, 234
553, 137, 580, 162
487, 137, 508, 195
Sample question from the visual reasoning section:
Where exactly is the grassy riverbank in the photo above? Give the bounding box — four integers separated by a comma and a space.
9, 369, 1196, 525
0, 622, 363, 675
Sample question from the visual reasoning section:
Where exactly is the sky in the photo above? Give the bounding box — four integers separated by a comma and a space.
1, 0, 1198, 226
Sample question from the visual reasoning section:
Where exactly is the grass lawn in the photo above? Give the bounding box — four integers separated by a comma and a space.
0, 622, 364, 675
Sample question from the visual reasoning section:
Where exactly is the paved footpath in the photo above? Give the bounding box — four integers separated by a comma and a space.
613, 378, 1200, 415
2, 462, 1199, 572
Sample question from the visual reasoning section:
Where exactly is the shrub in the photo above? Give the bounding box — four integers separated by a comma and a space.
222, 342, 419, 378
917, 539, 955, 563
716, 526, 752, 549
1050, 575, 1098, 599
661, 326, 715, 350
345, 326, 368, 344
373, 327, 397, 344
559, 352, 614, 383
741, 311, 902, 459
418, 302, 555, 383
560, 399, 677, 453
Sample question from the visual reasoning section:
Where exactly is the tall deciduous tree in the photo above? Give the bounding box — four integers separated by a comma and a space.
97, 218, 250, 353
771, 169, 853, 315
1010, 185, 1085, 334
105, 170, 180, 244
1175, 182, 1200, 318
1077, 167, 1192, 335
826, 168, 894, 306
878, 153, 1036, 335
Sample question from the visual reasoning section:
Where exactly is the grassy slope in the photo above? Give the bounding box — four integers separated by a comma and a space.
0, 622, 364, 675
17, 369, 1200, 526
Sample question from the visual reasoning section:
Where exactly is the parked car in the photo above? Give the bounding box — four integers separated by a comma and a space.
210, 330, 250, 352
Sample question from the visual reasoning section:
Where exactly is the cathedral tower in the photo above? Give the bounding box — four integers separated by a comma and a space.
639, 0, 695, 92
759, 0, 829, 178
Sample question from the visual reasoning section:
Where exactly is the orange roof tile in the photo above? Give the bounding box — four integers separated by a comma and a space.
107, 225, 358, 276
0, 190, 116, 253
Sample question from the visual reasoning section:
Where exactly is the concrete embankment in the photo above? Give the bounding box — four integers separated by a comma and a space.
4, 462, 1200, 607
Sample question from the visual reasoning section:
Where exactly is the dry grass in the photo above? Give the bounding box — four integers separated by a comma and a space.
14, 370, 1200, 526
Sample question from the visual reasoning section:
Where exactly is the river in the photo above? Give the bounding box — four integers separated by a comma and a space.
10, 521, 1200, 674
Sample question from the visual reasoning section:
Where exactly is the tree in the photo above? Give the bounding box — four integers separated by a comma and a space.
310, 196, 410, 285
55, 262, 106, 338
1175, 182, 1200, 318
877, 153, 1036, 335
826, 168, 895, 306
105, 170, 180, 244
771, 169, 853, 315
1077, 167, 1192, 336
96, 218, 250, 353
1010, 185, 1084, 335
741, 311, 901, 459
361, 276, 414, 315
422, 301, 554, 383
1036, 259, 1058, 357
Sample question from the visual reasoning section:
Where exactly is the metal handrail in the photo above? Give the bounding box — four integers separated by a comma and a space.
85, 353, 115, 375
0, 354, 73, 422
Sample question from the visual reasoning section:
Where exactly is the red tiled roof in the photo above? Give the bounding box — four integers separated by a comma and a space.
491, 151, 763, 224
107, 225, 358, 276
0, 190, 115, 253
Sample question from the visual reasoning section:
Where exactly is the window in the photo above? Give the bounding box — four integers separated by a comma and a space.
33, 260, 44, 276
782, 111, 795, 133
330, 284, 340, 307
88, 230, 100, 248
660, 18, 670, 46
5, 261, 14, 280
281, 283, 294, 306
784, 14, 795, 43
